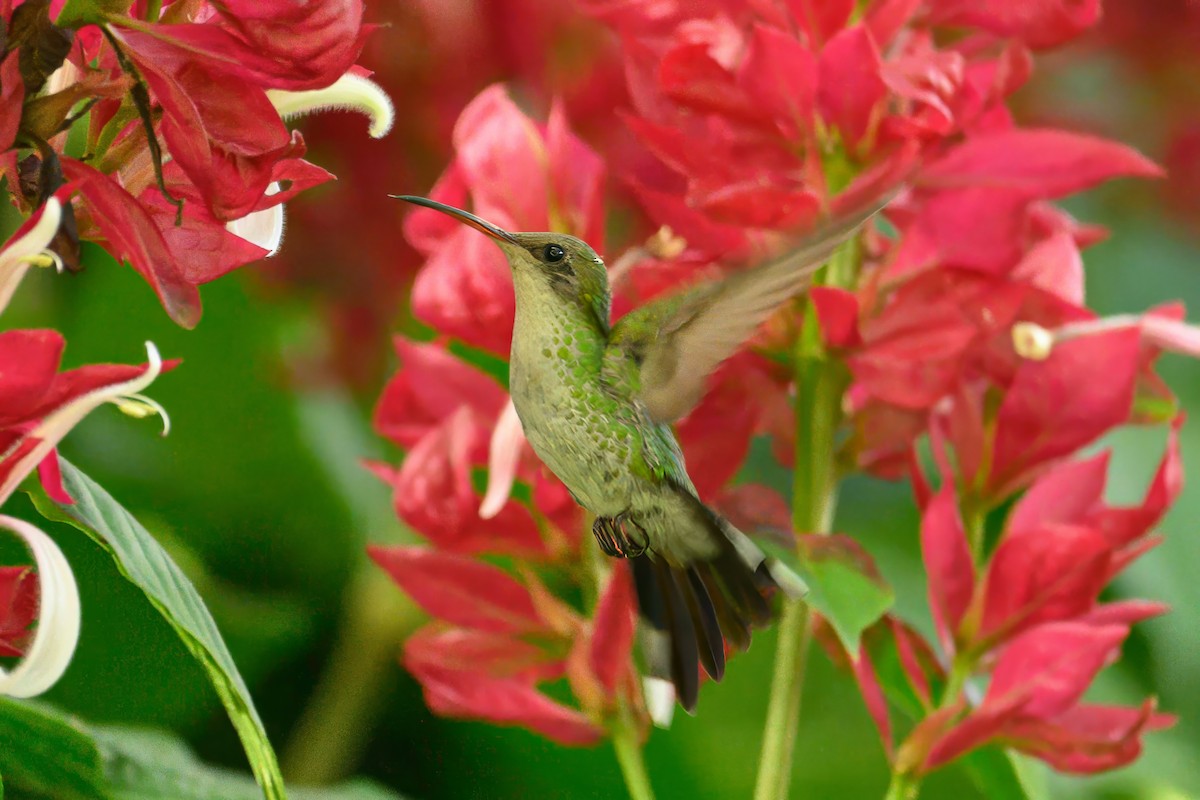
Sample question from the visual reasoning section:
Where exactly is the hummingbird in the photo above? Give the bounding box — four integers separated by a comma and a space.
396, 194, 885, 712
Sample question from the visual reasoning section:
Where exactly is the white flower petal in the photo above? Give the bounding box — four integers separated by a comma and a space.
0, 198, 62, 317
268, 72, 395, 139
0, 341, 163, 506
0, 515, 81, 698
479, 399, 526, 519
642, 677, 676, 729
226, 183, 285, 255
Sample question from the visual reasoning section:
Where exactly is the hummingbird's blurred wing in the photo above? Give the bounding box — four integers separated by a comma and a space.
607, 197, 893, 424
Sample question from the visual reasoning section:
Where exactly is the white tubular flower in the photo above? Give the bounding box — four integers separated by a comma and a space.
0, 341, 166, 506
268, 71, 395, 139
479, 398, 527, 519
0, 515, 81, 698
226, 183, 285, 256
0, 198, 63, 317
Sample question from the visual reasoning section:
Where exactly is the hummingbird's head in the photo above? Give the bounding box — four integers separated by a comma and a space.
394, 195, 611, 306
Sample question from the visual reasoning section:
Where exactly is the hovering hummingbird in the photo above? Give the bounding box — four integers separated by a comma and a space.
396, 194, 885, 712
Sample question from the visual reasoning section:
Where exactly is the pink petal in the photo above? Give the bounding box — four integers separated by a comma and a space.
920, 489, 976, 650
480, 398, 526, 520
986, 622, 1127, 720
977, 524, 1111, 644
921, 129, 1163, 198
988, 327, 1141, 497
368, 546, 547, 634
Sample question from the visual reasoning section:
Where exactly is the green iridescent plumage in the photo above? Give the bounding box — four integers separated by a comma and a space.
397, 194, 883, 711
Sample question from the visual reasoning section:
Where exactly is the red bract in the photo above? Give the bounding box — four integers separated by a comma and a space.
986, 328, 1142, 497
63, 159, 203, 328
926, 0, 1102, 49
0, 566, 37, 658
380, 408, 547, 558
370, 541, 635, 745
922, 623, 1173, 773
373, 338, 507, 457
110, 26, 305, 222
209, 0, 368, 90
0, 329, 170, 504
369, 547, 549, 635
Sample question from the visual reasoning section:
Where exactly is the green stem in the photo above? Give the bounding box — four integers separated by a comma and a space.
611, 698, 656, 800
885, 646, 977, 797
753, 240, 859, 800
753, 599, 813, 800
280, 564, 422, 783
884, 771, 920, 800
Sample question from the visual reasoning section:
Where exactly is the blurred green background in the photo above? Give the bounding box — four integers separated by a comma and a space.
5, 2, 1200, 798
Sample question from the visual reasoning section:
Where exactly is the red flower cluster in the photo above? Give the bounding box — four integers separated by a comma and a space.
1, 0, 376, 327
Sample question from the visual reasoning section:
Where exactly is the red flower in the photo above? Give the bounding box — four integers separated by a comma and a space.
920, 623, 1173, 773
405, 85, 607, 355
0, 567, 37, 658
369, 545, 637, 745
0, 329, 171, 505
109, 25, 306, 222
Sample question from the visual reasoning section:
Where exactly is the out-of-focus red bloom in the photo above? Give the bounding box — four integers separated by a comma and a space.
0, 566, 37, 658
404, 84, 606, 355
925, 0, 1102, 49
370, 545, 638, 745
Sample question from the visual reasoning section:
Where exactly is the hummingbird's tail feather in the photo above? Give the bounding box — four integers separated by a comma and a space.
629, 490, 806, 713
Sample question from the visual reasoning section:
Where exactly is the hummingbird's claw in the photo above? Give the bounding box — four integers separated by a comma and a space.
592, 512, 650, 558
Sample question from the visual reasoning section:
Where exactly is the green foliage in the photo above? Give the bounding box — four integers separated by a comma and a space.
53, 0, 133, 27
29, 460, 287, 800
0, 699, 405, 800
0, 698, 109, 800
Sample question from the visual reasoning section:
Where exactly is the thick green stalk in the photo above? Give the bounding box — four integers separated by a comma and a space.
754, 240, 859, 800
884, 771, 921, 800
281, 565, 420, 783
884, 648, 976, 798
611, 698, 657, 800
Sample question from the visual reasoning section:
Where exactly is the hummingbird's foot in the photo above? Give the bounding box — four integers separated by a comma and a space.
592, 512, 650, 558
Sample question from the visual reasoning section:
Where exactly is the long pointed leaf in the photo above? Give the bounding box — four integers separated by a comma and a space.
29, 458, 286, 800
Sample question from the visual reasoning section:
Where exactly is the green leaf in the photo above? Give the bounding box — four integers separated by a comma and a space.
960, 746, 1034, 800
94, 726, 405, 800
0, 697, 110, 800
791, 534, 895, 655
54, 0, 133, 27
0, 699, 406, 800
30, 459, 288, 800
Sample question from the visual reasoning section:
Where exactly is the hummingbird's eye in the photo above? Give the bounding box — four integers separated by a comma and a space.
544, 244, 565, 262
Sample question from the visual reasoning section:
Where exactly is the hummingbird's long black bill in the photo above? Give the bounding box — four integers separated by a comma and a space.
391, 195, 518, 244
